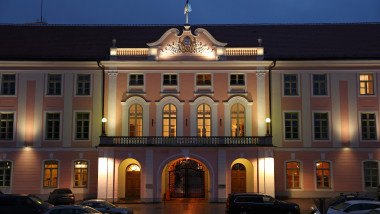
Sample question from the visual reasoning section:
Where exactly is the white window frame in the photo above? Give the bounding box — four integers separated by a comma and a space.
358, 73, 376, 97
283, 111, 302, 142
43, 111, 62, 141
311, 73, 329, 97
72, 159, 89, 188
74, 73, 92, 97
282, 73, 300, 97
0, 73, 17, 97
0, 111, 16, 141
314, 160, 333, 190
312, 111, 331, 142
362, 160, 379, 190
284, 160, 303, 190
42, 159, 60, 189
72, 111, 91, 141
45, 73, 63, 97
359, 111, 378, 141
228, 73, 247, 93
161, 73, 179, 93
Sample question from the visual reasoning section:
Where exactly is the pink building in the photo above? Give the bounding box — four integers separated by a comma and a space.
0, 23, 380, 202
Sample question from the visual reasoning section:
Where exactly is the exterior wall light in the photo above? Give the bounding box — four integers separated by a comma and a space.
102, 117, 107, 136
265, 118, 271, 136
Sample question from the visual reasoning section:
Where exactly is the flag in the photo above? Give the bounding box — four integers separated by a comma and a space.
184, 0, 192, 14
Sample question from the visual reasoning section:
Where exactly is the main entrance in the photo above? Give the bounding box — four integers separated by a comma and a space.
125, 164, 140, 199
168, 158, 205, 198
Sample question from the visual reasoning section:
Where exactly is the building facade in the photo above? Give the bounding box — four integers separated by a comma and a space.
0, 23, 380, 202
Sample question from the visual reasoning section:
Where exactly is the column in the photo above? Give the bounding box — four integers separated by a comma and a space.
218, 149, 226, 202
256, 70, 266, 136
107, 69, 118, 136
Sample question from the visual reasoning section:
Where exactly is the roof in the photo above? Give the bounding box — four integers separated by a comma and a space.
0, 23, 380, 61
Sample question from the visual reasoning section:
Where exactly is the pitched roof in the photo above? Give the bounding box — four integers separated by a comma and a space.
0, 23, 379, 60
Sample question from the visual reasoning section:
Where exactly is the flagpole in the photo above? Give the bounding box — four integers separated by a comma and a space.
186, 13, 188, 25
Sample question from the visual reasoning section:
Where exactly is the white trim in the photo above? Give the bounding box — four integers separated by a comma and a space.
223, 96, 253, 136
282, 73, 300, 97
310, 73, 330, 97
358, 72, 377, 97
0, 73, 17, 97
72, 110, 92, 141
121, 96, 150, 136
155, 96, 184, 136
127, 73, 146, 93
283, 111, 302, 142
189, 96, 218, 136
284, 160, 303, 191
228, 73, 247, 93
313, 160, 334, 191
45, 73, 64, 97
74, 73, 93, 97
161, 73, 179, 93
311, 111, 332, 142
361, 160, 380, 190
359, 111, 379, 142
72, 159, 90, 189
0, 111, 16, 142
43, 111, 63, 142
194, 73, 213, 93
41, 159, 60, 191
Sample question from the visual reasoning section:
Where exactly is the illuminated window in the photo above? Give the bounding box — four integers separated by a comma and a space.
1, 74, 16, 95
43, 160, 58, 188
314, 112, 329, 140
0, 161, 11, 187
129, 74, 144, 86
364, 161, 378, 189
75, 112, 90, 140
74, 160, 88, 187
286, 162, 300, 188
360, 74, 374, 95
283, 74, 298, 96
230, 74, 245, 86
129, 104, 143, 137
316, 161, 331, 188
163, 104, 176, 137
313, 74, 327, 96
76, 74, 91, 95
197, 104, 211, 137
163, 74, 177, 86
197, 74, 211, 85
127, 164, 141, 172
231, 103, 245, 137
46, 112, 60, 140
0, 113, 14, 140
47, 74, 62, 95
361, 112, 377, 140
284, 112, 299, 140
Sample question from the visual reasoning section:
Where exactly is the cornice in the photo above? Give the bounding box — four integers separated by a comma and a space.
275, 60, 380, 67
0, 61, 99, 68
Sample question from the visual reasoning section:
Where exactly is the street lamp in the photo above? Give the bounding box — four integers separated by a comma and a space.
102, 117, 107, 136
265, 118, 271, 136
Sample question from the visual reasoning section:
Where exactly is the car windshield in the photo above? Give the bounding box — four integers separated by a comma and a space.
102, 201, 117, 208
57, 189, 72, 194
332, 202, 350, 210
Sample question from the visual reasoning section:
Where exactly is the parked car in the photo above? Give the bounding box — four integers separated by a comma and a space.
377, 185, 380, 201
79, 199, 133, 214
48, 188, 75, 205
0, 194, 53, 214
311, 193, 374, 214
327, 200, 380, 214
45, 205, 102, 214
366, 208, 380, 214
225, 193, 300, 214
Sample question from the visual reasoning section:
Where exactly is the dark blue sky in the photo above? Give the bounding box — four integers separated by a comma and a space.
1, 0, 380, 25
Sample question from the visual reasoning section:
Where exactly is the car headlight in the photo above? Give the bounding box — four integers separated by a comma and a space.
294, 205, 299, 209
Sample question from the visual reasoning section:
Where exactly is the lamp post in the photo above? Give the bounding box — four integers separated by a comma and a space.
102, 117, 107, 136
265, 118, 271, 136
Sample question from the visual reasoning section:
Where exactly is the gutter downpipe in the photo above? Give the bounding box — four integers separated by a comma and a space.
268, 60, 276, 137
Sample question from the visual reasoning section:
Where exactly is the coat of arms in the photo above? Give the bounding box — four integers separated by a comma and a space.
179, 36, 196, 53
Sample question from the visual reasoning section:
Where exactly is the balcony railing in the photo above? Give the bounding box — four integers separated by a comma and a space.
99, 136, 272, 147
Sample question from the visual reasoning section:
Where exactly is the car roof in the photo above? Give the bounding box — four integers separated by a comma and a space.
344, 200, 380, 205
83, 199, 106, 202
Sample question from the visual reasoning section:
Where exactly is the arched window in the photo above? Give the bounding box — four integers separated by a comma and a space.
286, 161, 300, 188
127, 164, 141, 172
364, 161, 378, 188
197, 104, 211, 137
43, 160, 58, 188
163, 104, 177, 137
316, 161, 331, 188
231, 103, 245, 137
129, 104, 143, 137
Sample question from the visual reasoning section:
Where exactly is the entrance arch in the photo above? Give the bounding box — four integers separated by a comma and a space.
230, 158, 254, 193
118, 159, 141, 200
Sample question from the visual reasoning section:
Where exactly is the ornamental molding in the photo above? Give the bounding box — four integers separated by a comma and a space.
256, 71, 266, 80
160, 37, 215, 55
107, 68, 118, 79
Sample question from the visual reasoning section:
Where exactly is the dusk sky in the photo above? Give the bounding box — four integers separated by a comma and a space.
1, 0, 380, 25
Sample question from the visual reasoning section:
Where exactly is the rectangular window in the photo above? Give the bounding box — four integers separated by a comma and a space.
360, 74, 374, 95
73, 161, 88, 187
284, 74, 298, 96
314, 112, 329, 140
1, 74, 16, 95
286, 162, 300, 188
316, 161, 331, 188
43, 161, 58, 188
47, 74, 62, 95
361, 112, 377, 140
0, 161, 11, 187
0, 113, 14, 140
284, 112, 299, 140
313, 74, 327, 96
230, 74, 245, 85
46, 112, 60, 140
364, 161, 378, 189
129, 74, 144, 86
75, 112, 90, 140
163, 74, 177, 86
76, 74, 91, 95
197, 74, 211, 85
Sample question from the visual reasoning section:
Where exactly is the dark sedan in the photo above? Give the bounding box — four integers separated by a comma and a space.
48, 188, 75, 205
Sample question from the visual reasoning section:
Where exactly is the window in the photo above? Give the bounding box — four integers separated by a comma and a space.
361, 112, 377, 140
314, 112, 329, 140
284, 112, 299, 140
45, 112, 60, 140
197, 104, 211, 137
129, 74, 144, 86
76, 74, 91, 95
0, 113, 14, 140
230, 74, 245, 85
129, 104, 143, 137
360, 74, 374, 95
47, 74, 62, 95
163, 104, 176, 137
231, 103, 245, 137
286, 162, 300, 188
316, 161, 331, 188
1, 74, 16, 95
313, 74, 327, 96
163, 74, 177, 86
0, 161, 11, 187
43, 160, 58, 188
197, 74, 211, 85
364, 161, 378, 189
75, 112, 90, 140
73, 160, 88, 187
283, 74, 298, 96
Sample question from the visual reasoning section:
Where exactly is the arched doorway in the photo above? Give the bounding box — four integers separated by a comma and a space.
125, 164, 141, 199
231, 163, 246, 193
168, 158, 205, 198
